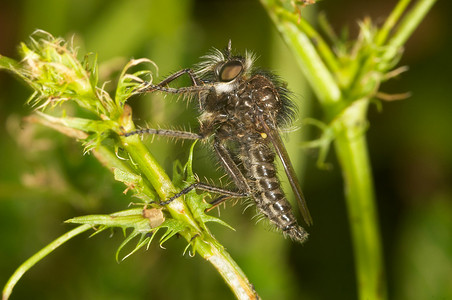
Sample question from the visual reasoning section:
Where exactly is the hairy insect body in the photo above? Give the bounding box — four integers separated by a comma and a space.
131, 41, 312, 243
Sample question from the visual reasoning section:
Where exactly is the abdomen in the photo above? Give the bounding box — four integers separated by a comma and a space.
239, 134, 308, 242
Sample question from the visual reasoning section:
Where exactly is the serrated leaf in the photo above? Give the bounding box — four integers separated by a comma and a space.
199, 214, 235, 231
172, 160, 185, 188
0, 54, 21, 71
33, 111, 115, 138
65, 208, 154, 238
157, 219, 188, 245
172, 141, 198, 187
85, 53, 99, 89
184, 141, 197, 182
186, 191, 235, 231
115, 229, 149, 262
65, 208, 193, 261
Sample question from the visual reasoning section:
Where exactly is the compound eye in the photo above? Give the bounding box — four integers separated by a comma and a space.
219, 60, 243, 82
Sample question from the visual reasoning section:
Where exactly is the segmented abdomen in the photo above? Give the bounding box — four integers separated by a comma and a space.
240, 134, 308, 242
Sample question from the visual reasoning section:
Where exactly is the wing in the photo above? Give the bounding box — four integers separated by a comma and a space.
258, 116, 313, 226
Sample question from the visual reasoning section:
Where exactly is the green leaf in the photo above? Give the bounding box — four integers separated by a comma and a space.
115, 58, 158, 108
158, 219, 188, 245
0, 55, 21, 71
116, 228, 151, 262
186, 190, 235, 231
65, 208, 193, 260
114, 168, 157, 203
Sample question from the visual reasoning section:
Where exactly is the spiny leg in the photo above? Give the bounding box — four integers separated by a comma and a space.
191, 139, 256, 211
160, 182, 247, 206
121, 129, 250, 208
138, 84, 210, 95
205, 195, 238, 212
124, 68, 208, 139
136, 67, 213, 111
121, 130, 252, 210
209, 195, 230, 207
138, 68, 205, 94
122, 127, 203, 139
157, 68, 200, 86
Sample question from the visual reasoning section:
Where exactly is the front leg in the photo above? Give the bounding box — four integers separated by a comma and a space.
156, 68, 199, 87
122, 127, 203, 140
138, 68, 208, 94
160, 182, 247, 206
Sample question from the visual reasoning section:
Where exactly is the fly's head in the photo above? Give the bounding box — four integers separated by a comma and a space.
196, 40, 256, 97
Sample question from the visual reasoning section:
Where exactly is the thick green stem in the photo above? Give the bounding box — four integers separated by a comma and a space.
260, 1, 435, 299
332, 99, 386, 300
196, 241, 260, 300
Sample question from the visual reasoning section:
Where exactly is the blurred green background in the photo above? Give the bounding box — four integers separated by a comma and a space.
0, 0, 451, 299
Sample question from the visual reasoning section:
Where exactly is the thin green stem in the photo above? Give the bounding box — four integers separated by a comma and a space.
332, 99, 386, 300
383, 0, 437, 62
2, 224, 92, 300
280, 9, 341, 76
376, 0, 412, 45
261, 0, 341, 106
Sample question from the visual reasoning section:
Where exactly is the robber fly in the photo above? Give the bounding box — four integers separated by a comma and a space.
125, 41, 312, 243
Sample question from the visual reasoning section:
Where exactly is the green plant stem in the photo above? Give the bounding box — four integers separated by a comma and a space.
260, 1, 436, 299
262, 0, 341, 106
383, 0, 437, 61
332, 98, 386, 300
2, 224, 92, 300
376, 0, 412, 45
196, 241, 260, 300
261, 3, 387, 297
